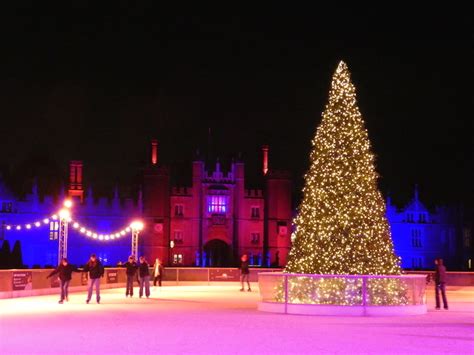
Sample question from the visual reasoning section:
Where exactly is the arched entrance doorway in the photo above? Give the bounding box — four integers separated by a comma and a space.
203, 239, 231, 266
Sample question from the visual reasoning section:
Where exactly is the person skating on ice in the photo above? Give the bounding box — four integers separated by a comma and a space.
83, 253, 104, 304
239, 254, 251, 292
46, 258, 81, 304
123, 255, 138, 297
138, 256, 151, 298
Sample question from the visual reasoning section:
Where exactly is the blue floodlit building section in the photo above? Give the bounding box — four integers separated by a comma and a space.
0, 178, 139, 267
386, 187, 459, 270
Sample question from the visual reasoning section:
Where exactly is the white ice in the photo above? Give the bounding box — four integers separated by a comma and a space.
1, 284, 473, 354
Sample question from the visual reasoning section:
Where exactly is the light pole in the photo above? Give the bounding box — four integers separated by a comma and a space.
57, 200, 73, 264
130, 221, 144, 259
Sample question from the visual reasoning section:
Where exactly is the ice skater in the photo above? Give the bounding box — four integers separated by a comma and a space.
124, 255, 138, 297
138, 256, 151, 298
153, 258, 164, 288
434, 258, 448, 310
46, 258, 81, 303
239, 254, 251, 292
83, 253, 104, 304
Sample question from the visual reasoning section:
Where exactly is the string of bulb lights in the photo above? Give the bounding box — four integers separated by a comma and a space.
3, 215, 58, 231
3, 199, 144, 241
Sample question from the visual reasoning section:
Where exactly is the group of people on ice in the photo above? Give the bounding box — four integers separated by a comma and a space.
47, 253, 252, 304
47, 254, 164, 304
123, 255, 164, 299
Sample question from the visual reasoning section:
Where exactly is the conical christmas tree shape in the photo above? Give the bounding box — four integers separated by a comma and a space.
286, 61, 401, 275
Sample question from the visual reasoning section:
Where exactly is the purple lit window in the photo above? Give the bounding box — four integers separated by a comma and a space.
208, 195, 227, 214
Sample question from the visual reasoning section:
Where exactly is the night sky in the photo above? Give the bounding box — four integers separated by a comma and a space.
0, 4, 472, 210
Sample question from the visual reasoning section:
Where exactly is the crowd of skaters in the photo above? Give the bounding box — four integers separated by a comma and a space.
46, 253, 252, 304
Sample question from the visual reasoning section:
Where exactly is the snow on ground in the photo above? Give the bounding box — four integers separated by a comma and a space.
1, 284, 473, 354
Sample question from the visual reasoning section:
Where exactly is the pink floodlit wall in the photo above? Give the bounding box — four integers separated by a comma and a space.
141, 145, 292, 267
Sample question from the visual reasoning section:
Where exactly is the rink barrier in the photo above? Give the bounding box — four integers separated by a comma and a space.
258, 272, 429, 316
0, 267, 282, 299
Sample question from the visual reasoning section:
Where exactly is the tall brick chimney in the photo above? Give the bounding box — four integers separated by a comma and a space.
151, 139, 158, 165
262, 145, 269, 175
68, 160, 84, 202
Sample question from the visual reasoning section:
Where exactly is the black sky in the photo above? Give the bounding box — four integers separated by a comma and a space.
0, 4, 472, 209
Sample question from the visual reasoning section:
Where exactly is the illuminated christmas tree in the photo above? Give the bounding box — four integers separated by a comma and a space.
286, 61, 401, 276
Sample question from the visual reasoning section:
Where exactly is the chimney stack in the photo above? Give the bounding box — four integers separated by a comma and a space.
262, 145, 269, 175
68, 160, 84, 202
151, 139, 158, 165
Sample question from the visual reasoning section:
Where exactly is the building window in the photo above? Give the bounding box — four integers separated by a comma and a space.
174, 204, 184, 217
251, 233, 260, 244
174, 231, 183, 244
406, 213, 414, 223
419, 213, 427, 223
251, 207, 260, 218
463, 228, 471, 248
173, 254, 183, 265
411, 229, 422, 248
1, 202, 12, 213
411, 257, 423, 269
49, 221, 59, 240
208, 195, 227, 214
277, 221, 288, 236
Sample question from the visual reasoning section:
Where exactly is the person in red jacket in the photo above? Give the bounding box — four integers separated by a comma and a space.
46, 258, 81, 304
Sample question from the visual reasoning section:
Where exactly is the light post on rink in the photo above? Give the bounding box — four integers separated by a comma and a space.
58, 200, 73, 264
130, 221, 144, 259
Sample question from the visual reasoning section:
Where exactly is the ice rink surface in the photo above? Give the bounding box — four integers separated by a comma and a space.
1, 284, 473, 354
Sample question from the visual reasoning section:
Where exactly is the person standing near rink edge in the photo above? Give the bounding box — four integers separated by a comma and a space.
46, 258, 81, 304
83, 253, 104, 304
124, 255, 138, 297
434, 258, 449, 310
239, 254, 251, 292
153, 258, 164, 288
138, 256, 151, 298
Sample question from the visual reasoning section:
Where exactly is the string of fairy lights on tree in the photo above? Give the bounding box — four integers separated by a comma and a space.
272, 61, 407, 306
285, 60, 402, 276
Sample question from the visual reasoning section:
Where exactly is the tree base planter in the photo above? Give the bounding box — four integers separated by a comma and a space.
258, 273, 428, 316
258, 302, 427, 316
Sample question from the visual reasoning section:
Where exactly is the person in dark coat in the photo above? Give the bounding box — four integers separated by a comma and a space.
83, 254, 104, 304
239, 254, 251, 292
123, 255, 138, 297
46, 258, 80, 303
138, 256, 151, 298
434, 258, 448, 310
